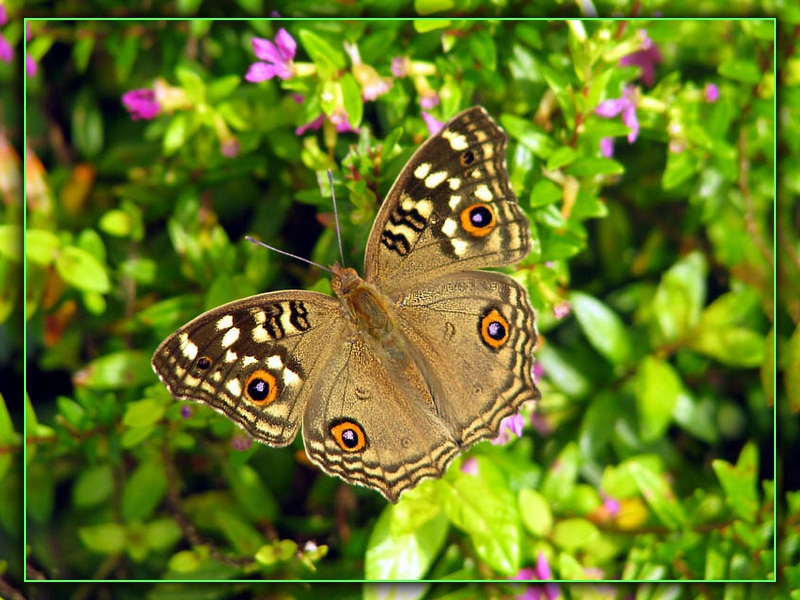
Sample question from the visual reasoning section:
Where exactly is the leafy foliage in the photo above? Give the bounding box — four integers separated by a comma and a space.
2, 9, 790, 600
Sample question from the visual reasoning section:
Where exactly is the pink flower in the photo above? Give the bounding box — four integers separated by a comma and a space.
122, 88, 161, 120
492, 412, 525, 445
704, 83, 720, 103
596, 86, 639, 144
619, 30, 662, 87
245, 29, 296, 82
600, 137, 614, 158
461, 457, 479, 475
0, 5, 8, 26
419, 90, 440, 110
221, 138, 240, 158
345, 41, 392, 101
553, 300, 571, 320
392, 56, 411, 77
295, 111, 359, 136
422, 111, 444, 136
26, 53, 37, 76
0, 33, 11, 63
231, 434, 253, 451
512, 557, 561, 600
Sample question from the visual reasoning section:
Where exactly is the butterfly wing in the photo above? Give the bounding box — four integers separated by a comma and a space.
364, 106, 531, 293
392, 270, 540, 447
152, 291, 343, 446
301, 332, 461, 503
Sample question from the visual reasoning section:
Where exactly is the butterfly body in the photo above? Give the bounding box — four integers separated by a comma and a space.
153, 106, 540, 503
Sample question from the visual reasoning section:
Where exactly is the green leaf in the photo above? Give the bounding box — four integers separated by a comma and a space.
122, 459, 168, 522
501, 114, 557, 159
123, 398, 166, 428
255, 539, 298, 566
73, 463, 114, 508
468, 29, 497, 71
73, 35, 95, 73
55, 245, 110, 293
689, 326, 765, 367
565, 157, 624, 176
541, 442, 580, 510
529, 179, 562, 207
0, 225, 22, 262
650, 251, 707, 344
297, 29, 345, 74
413, 0, 454, 16
26, 461, 55, 524
718, 59, 762, 84
226, 464, 279, 523
72, 90, 104, 158
787, 325, 800, 414
441, 464, 521, 576
551, 518, 600, 552
536, 344, 592, 399
76, 350, 154, 390
547, 146, 579, 170
79, 522, 127, 554
570, 291, 632, 365
176, 65, 206, 103
164, 114, 189, 155
712, 442, 759, 522
207, 75, 241, 102
662, 150, 700, 190
99, 209, 134, 238
25, 229, 61, 265
339, 72, 363, 129
365, 503, 448, 580
145, 518, 182, 552
215, 510, 264, 555
635, 356, 682, 442
518, 489, 553, 537
625, 459, 685, 530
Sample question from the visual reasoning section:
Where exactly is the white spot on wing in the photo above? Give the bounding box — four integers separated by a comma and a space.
283, 368, 300, 386
414, 162, 432, 179
475, 184, 493, 202
226, 379, 242, 397
253, 326, 269, 343
449, 195, 462, 210
179, 333, 198, 360
451, 238, 469, 256
442, 128, 469, 151
442, 218, 458, 237
449, 178, 461, 190
267, 355, 283, 369
242, 356, 258, 367
225, 349, 238, 363
424, 171, 448, 189
221, 327, 240, 348
216, 315, 233, 330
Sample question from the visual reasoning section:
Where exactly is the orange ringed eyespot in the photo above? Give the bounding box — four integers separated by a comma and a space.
244, 370, 279, 406
330, 420, 367, 452
460, 203, 496, 237
480, 308, 510, 349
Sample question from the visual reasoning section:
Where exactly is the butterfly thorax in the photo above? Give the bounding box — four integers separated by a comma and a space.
330, 263, 394, 342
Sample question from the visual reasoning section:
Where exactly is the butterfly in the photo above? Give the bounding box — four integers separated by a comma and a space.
152, 106, 540, 503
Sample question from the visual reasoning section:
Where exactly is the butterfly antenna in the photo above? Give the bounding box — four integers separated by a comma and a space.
328, 169, 346, 266
245, 236, 331, 273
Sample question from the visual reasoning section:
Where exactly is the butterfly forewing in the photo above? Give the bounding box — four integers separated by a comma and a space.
364, 106, 531, 293
151, 291, 343, 446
